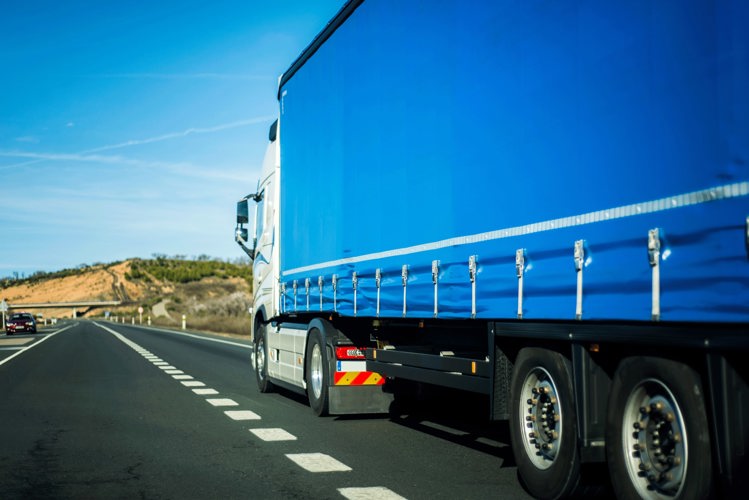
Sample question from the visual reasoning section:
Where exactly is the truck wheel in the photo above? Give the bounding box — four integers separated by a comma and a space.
306, 328, 329, 416
510, 348, 580, 499
254, 323, 274, 393
606, 357, 712, 500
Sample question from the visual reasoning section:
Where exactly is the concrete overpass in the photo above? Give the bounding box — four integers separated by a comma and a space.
6, 301, 123, 318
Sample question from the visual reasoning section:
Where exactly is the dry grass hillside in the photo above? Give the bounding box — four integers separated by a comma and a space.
0, 258, 253, 336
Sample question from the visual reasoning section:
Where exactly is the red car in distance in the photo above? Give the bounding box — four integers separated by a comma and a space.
5, 312, 37, 335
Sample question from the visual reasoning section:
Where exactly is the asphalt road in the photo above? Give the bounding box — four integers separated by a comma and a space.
0, 321, 532, 500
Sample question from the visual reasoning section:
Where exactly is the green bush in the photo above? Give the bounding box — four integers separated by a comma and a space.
127, 256, 252, 284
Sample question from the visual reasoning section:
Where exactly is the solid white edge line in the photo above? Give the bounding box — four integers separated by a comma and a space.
104, 323, 251, 349
0, 323, 76, 367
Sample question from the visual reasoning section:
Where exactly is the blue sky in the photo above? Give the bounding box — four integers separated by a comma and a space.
0, 0, 345, 278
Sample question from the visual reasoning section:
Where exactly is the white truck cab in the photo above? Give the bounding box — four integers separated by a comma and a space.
236, 119, 280, 349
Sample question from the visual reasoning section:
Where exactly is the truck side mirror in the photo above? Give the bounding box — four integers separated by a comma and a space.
237, 200, 249, 224
235, 227, 249, 244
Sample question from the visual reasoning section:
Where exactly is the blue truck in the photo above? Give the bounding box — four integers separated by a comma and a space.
236, 1, 749, 498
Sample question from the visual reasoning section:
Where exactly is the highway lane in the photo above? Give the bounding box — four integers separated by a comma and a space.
0, 320, 531, 499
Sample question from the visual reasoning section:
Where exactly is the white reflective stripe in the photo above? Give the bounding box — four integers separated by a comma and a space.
284, 181, 749, 276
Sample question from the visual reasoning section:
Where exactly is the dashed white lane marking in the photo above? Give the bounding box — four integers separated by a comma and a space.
224, 410, 261, 421
95, 323, 397, 496
206, 398, 238, 407
286, 453, 351, 473
137, 325, 252, 349
192, 388, 219, 395
95, 323, 402, 498
250, 428, 296, 442
338, 487, 407, 500
172, 375, 193, 380
181, 381, 206, 387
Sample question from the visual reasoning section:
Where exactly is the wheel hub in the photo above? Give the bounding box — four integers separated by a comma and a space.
623, 381, 687, 498
520, 368, 562, 469
310, 344, 323, 399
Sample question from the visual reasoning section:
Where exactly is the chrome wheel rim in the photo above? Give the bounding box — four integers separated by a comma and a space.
309, 343, 323, 399
518, 366, 563, 470
621, 379, 687, 499
256, 336, 266, 381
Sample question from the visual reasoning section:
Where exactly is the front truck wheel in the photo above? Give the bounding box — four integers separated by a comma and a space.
306, 328, 330, 416
510, 348, 581, 499
254, 323, 274, 393
606, 357, 712, 500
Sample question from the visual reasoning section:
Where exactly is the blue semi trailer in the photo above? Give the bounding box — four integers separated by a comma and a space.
236, 1, 749, 498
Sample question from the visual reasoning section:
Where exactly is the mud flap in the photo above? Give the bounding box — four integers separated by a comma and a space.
328, 385, 393, 415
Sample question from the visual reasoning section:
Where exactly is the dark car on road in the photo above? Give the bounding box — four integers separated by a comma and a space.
6, 313, 37, 335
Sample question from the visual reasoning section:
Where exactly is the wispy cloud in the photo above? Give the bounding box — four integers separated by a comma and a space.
0, 150, 250, 181
15, 136, 39, 144
86, 73, 273, 81
83, 115, 275, 154
0, 114, 274, 170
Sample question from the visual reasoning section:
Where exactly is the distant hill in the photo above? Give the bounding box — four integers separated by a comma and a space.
0, 257, 253, 336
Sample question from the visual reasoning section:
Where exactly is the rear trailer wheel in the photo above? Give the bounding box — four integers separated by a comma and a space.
306, 329, 329, 416
254, 323, 274, 393
510, 348, 581, 499
606, 357, 712, 500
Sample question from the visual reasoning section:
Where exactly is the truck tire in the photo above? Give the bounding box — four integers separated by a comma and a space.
254, 323, 274, 393
306, 328, 329, 416
606, 357, 712, 500
510, 348, 580, 499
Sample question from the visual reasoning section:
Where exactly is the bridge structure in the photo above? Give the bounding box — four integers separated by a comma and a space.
5, 300, 123, 319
